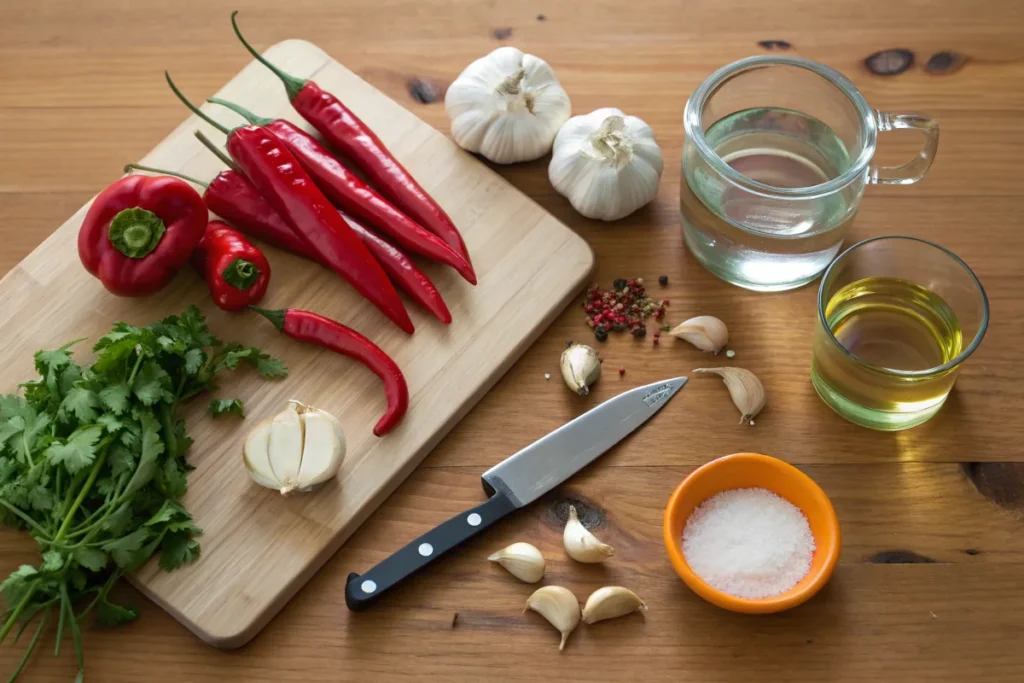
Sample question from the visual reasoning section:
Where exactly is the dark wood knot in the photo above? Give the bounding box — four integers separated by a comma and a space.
758, 40, 792, 51
548, 495, 606, 529
407, 77, 443, 104
961, 462, 1024, 509
537, 14, 547, 21
868, 550, 937, 564
493, 27, 513, 40
926, 51, 967, 75
865, 49, 915, 76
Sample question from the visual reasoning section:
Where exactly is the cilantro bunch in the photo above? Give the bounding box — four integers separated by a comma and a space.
0, 306, 286, 681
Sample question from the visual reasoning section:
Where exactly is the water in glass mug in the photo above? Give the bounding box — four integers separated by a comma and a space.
680, 107, 855, 290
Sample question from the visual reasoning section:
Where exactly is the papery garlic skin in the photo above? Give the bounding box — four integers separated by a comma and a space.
446, 47, 571, 164
582, 586, 647, 624
488, 542, 546, 583
694, 367, 766, 424
549, 108, 664, 221
525, 586, 581, 651
563, 505, 615, 563
670, 316, 729, 353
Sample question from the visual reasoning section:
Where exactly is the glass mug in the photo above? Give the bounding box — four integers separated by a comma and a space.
680, 56, 940, 291
811, 236, 989, 431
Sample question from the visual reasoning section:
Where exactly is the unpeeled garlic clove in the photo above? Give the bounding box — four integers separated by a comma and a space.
524, 585, 581, 651
560, 344, 602, 396
582, 586, 647, 624
563, 505, 615, 563
488, 542, 545, 583
694, 367, 765, 424
243, 401, 346, 495
669, 315, 729, 353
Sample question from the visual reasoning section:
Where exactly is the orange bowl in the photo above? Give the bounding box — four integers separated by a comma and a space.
663, 453, 840, 614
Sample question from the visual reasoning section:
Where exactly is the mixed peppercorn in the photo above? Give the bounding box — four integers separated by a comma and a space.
583, 278, 669, 342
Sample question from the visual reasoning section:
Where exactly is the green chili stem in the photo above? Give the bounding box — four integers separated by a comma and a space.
164, 71, 231, 135
193, 130, 242, 173
206, 97, 274, 127
231, 11, 307, 102
124, 163, 208, 188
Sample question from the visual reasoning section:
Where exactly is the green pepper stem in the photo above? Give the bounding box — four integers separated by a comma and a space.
108, 208, 167, 258
231, 11, 307, 102
124, 163, 208, 188
249, 306, 286, 331
222, 258, 260, 291
206, 97, 274, 127
193, 130, 242, 173
164, 71, 231, 135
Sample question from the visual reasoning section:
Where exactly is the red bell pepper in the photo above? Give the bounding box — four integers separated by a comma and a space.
231, 12, 475, 279
191, 220, 271, 312
78, 174, 207, 296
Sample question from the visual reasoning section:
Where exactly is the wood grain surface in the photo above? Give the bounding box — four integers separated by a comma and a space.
2, 0, 1024, 680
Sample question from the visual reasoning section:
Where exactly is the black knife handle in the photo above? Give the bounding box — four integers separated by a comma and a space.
345, 491, 518, 611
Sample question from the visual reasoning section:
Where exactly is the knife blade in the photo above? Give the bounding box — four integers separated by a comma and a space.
345, 376, 687, 611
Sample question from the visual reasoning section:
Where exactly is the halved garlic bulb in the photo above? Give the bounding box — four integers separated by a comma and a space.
243, 401, 346, 495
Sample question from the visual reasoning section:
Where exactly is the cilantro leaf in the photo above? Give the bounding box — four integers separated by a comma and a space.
132, 362, 171, 406
73, 547, 108, 572
27, 484, 54, 514
256, 355, 288, 379
121, 412, 162, 498
97, 597, 139, 627
209, 398, 244, 418
101, 527, 152, 569
59, 387, 100, 423
0, 400, 52, 465
159, 531, 201, 571
144, 500, 188, 528
98, 383, 131, 415
102, 502, 132, 536
41, 550, 65, 573
44, 425, 103, 474
97, 413, 124, 435
184, 348, 205, 375
159, 458, 188, 500
109, 443, 136, 478
0, 565, 39, 606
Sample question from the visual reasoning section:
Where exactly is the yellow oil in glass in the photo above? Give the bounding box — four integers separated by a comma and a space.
811, 276, 964, 430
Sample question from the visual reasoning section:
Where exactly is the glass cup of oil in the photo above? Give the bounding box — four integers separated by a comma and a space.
681, 56, 939, 291
811, 236, 989, 431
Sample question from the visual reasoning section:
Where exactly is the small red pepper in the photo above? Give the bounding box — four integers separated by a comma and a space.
165, 73, 414, 334
191, 220, 271, 311
251, 307, 409, 436
78, 174, 206, 296
231, 12, 474, 278
206, 98, 476, 285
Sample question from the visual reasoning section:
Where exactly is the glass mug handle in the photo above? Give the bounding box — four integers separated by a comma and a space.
868, 111, 939, 185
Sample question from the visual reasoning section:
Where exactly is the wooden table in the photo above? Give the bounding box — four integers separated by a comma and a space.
2, 0, 1023, 680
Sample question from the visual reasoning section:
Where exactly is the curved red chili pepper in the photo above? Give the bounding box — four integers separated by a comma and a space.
206, 97, 476, 285
231, 12, 474, 278
191, 221, 271, 312
78, 175, 206, 296
251, 307, 409, 436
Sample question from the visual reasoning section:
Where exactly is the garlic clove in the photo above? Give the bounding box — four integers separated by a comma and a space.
488, 542, 545, 583
268, 402, 304, 492
581, 586, 647, 624
563, 505, 615, 563
524, 585, 581, 651
242, 416, 280, 489
694, 367, 766, 424
295, 409, 346, 492
670, 316, 729, 353
560, 344, 602, 396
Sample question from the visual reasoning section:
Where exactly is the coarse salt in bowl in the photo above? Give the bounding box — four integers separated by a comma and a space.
663, 453, 841, 614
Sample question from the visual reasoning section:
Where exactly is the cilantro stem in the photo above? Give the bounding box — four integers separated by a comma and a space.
127, 350, 145, 386
6, 607, 48, 683
0, 584, 39, 644
0, 499, 49, 538
53, 449, 108, 543
75, 572, 119, 624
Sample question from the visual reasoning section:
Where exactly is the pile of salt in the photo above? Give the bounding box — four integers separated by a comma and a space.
681, 487, 815, 600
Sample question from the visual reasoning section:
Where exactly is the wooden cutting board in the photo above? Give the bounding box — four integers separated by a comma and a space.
0, 40, 593, 648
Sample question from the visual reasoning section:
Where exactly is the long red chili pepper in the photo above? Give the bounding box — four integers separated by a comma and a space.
78, 174, 207, 296
206, 98, 476, 285
165, 73, 414, 334
231, 12, 474, 278
125, 163, 451, 324
251, 307, 409, 436
191, 220, 271, 311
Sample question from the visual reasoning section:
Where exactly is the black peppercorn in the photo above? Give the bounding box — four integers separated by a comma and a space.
613, 278, 628, 291
594, 327, 609, 342
658, 275, 669, 286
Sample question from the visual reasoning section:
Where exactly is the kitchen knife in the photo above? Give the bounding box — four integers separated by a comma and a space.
345, 376, 687, 611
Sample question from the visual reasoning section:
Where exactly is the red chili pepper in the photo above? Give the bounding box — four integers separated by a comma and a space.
206, 98, 476, 285
251, 307, 409, 436
165, 73, 414, 334
231, 12, 474, 278
77, 174, 206, 296
125, 163, 451, 324
191, 220, 271, 311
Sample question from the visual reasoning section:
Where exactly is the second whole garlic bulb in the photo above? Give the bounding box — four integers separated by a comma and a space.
445, 47, 571, 164
549, 108, 664, 221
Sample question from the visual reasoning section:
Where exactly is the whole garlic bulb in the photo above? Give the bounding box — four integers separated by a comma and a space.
549, 108, 664, 221
445, 47, 571, 164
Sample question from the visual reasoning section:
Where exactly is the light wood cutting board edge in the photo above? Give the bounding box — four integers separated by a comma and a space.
99, 40, 595, 648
